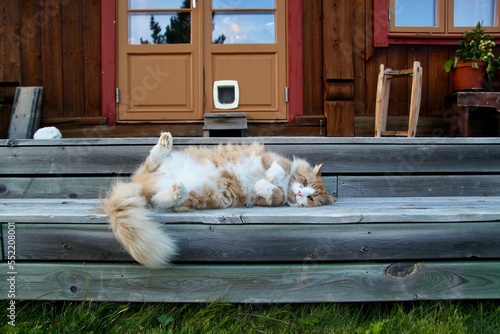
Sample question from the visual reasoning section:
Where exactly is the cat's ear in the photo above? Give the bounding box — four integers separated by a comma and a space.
313, 164, 323, 176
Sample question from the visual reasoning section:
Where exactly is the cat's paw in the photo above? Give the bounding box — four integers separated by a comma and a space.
158, 131, 173, 150
255, 179, 275, 198
151, 182, 186, 209
266, 161, 286, 184
149, 132, 173, 165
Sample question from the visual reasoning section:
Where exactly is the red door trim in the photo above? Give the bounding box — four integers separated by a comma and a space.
100, 0, 303, 126
101, 0, 116, 125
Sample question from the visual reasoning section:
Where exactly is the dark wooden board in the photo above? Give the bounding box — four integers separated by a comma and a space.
0, 177, 121, 199
2, 137, 500, 175
4, 261, 500, 302
338, 175, 500, 197
2, 197, 500, 225
0, 176, 336, 199
5, 222, 500, 263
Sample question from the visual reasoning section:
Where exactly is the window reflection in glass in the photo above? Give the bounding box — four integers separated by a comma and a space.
129, 13, 191, 44
129, 0, 190, 10
454, 0, 497, 27
212, 0, 275, 9
212, 13, 275, 44
394, 0, 437, 27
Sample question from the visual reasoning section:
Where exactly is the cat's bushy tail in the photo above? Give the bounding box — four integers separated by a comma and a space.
101, 181, 177, 269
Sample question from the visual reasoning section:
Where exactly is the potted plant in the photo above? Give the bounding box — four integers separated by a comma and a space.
444, 22, 496, 91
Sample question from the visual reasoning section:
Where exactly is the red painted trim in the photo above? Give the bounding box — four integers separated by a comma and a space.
287, 0, 303, 124
373, 0, 389, 47
101, 0, 116, 125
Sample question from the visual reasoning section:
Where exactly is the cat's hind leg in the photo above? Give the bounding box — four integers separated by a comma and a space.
255, 179, 286, 206
151, 182, 186, 209
146, 132, 173, 172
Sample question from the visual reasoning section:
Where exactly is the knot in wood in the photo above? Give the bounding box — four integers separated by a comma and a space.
385, 262, 419, 279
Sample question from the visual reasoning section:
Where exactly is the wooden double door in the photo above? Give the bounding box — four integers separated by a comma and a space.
117, 0, 287, 122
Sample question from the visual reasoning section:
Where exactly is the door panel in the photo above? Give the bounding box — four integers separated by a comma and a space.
205, 1, 287, 120
126, 54, 194, 117
212, 53, 279, 118
118, 1, 201, 121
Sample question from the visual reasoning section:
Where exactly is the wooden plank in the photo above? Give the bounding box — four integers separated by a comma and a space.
3, 136, 500, 147
339, 175, 500, 197
82, 0, 102, 117
0, 176, 334, 199
322, 0, 354, 80
325, 101, 355, 136
0, 176, 121, 199
8, 87, 43, 139
6, 222, 500, 263
1, 197, 500, 225
302, 0, 323, 116
4, 261, 500, 302
61, 0, 84, 118
40, 0, 64, 118
427, 46, 450, 118
19, 0, 43, 87
0, 0, 21, 83
386, 46, 409, 117
3, 140, 500, 174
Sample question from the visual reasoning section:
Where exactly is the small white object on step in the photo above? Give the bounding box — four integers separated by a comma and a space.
33, 127, 62, 139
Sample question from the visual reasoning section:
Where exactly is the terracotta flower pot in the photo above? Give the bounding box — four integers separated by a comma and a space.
450, 60, 487, 91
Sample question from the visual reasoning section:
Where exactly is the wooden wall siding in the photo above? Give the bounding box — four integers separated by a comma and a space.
0, 0, 101, 138
303, 0, 499, 136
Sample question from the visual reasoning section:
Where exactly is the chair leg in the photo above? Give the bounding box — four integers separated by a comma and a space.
374, 64, 388, 137
408, 61, 422, 138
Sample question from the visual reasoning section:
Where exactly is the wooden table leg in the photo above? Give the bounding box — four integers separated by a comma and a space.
449, 102, 469, 137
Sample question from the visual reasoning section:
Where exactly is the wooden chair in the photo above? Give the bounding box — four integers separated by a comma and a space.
374, 61, 422, 137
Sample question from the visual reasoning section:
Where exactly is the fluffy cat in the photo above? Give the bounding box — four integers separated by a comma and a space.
102, 132, 337, 268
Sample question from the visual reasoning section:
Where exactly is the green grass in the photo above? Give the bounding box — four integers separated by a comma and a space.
2, 300, 499, 333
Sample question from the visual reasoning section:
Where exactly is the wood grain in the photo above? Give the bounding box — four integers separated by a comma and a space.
4, 261, 500, 302
2, 197, 500, 225
5, 222, 500, 263
2, 138, 500, 175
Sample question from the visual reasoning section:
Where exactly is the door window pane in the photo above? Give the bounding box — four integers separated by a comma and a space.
394, 0, 438, 27
454, 0, 497, 27
212, 0, 275, 9
129, 0, 191, 10
212, 13, 275, 44
129, 13, 191, 44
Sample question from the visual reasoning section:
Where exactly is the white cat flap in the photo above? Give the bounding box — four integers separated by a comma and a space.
213, 80, 239, 110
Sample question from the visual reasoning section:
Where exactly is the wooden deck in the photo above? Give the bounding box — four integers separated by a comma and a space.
1, 137, 500, 302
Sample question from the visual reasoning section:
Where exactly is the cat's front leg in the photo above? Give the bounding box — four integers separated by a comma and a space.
151, 182, 186, 209
266, 160, 287, 184
146, 132, 173, 171
255, 179, 286, 206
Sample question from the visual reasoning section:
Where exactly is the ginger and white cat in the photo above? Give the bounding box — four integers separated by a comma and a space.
102, 132, 336, 268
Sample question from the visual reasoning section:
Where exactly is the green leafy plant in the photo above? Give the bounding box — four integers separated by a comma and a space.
444, 22, 496, 73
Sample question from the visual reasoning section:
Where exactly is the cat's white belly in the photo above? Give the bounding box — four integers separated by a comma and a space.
155, 152, 219, 192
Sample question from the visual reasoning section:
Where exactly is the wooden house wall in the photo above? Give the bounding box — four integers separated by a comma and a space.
0, 0, 497, 138
0, 0, 101, 138
304, 0, 499, 136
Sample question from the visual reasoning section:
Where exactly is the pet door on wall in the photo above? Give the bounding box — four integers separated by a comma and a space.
213, 80, 239, 109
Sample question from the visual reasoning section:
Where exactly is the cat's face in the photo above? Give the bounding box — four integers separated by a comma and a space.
287, 161, 337, 207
